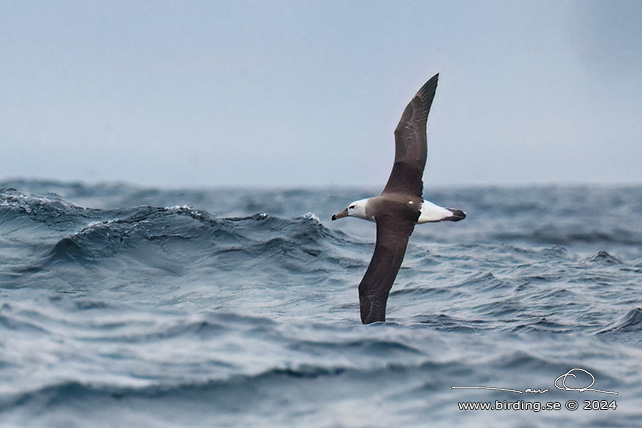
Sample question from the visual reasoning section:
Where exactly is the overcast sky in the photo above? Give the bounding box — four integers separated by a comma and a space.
1, 1, 641, 189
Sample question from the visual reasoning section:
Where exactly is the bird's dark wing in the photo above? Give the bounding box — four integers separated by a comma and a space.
382, 73, 439, 197
358, 214, 415, 324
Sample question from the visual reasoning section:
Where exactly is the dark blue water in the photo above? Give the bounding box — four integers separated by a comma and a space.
1, 180, 641, 427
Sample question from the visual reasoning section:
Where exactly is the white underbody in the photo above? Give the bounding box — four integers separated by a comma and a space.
417, 200, 455, 223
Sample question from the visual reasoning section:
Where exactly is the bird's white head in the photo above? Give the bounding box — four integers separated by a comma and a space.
332, 198, 371, 221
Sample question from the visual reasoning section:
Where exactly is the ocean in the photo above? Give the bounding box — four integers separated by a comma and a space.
1, 180, 641, 427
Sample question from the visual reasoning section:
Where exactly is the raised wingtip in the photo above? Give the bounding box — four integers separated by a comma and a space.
414, 73, 439, 100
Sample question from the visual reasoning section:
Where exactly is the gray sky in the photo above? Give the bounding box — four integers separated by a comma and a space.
2, 0, 641, 189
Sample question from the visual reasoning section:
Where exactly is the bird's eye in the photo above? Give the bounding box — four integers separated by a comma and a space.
349, 205, 355, 209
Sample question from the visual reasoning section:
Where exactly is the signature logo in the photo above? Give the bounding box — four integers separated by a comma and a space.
554, 368, 618, 394
452, 368, 618, 395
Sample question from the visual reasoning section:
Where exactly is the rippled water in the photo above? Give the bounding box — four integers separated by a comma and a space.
1, 180, 641, 427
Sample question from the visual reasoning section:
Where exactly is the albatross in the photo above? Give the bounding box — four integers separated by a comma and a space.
332, 73, 466, 324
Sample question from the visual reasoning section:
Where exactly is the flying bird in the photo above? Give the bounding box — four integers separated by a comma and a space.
332, 73, 466, 324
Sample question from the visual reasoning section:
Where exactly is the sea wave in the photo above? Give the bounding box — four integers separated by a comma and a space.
2, 182, 642, 427
1, 189, 362, 287
598, 308, 642, 334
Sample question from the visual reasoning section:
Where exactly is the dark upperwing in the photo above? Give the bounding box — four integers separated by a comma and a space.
382, 73, 439, 197
358, 213, 416, 324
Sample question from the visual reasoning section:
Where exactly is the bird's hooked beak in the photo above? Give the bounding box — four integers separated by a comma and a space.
331, 209, 349, 221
